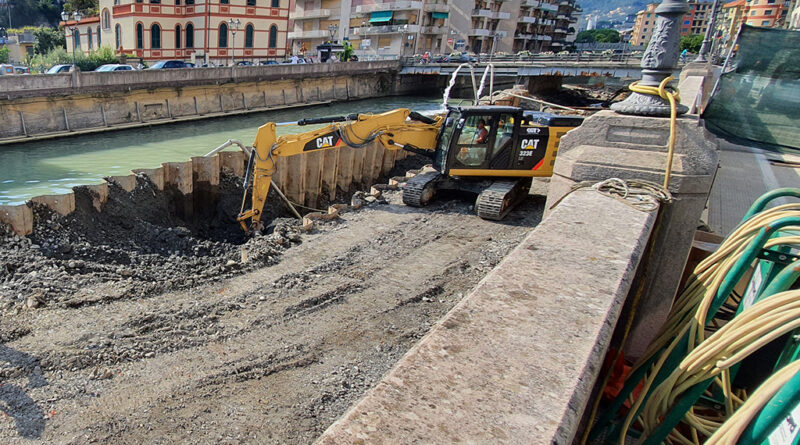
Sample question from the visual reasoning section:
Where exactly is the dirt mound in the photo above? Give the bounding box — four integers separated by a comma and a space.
0, 173, 302, 314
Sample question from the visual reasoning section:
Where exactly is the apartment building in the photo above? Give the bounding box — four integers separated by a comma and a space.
631, 1, 713, 46
741, 0, 792, 27
289, 0, 450, 57
65, 0, 290, 64
288, 0, 580, 57
630, 3, 656, 46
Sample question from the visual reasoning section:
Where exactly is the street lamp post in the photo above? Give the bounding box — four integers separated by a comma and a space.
61, 10, 83, 67
227, 18, 240, 65
611, 0, 689, 117
328, 23, 338, 61
694, 0, 721, 63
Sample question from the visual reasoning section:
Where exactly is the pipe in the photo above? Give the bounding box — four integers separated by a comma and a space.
204, 139, 251, 157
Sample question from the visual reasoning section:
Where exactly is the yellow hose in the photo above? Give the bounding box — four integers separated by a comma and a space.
627, 76, 681, 189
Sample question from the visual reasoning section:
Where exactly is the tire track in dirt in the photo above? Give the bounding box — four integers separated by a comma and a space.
1, 195, 543, 444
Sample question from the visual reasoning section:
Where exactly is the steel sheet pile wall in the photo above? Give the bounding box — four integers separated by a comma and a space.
0, 143, 406, 236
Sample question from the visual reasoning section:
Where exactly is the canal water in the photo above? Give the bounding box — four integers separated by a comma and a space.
0, 96, 446, 205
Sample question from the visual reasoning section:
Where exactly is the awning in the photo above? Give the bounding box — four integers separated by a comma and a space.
432, 11, 449, 19
369, 11, 393, 23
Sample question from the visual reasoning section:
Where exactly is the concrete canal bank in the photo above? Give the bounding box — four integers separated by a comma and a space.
0, 61, 429, 143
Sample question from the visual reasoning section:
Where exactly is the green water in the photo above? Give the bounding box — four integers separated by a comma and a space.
0, 96, 445, 205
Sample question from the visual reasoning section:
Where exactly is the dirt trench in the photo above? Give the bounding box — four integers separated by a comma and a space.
1, 166, 543, 444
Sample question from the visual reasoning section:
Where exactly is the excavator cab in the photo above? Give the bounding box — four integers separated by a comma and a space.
404, 106, 583, 220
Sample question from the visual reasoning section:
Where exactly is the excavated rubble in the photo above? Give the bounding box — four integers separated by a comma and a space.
0, 172, 304, 316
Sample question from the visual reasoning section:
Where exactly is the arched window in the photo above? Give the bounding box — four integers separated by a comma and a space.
186, 23, 194, 48
268, 25, 277, 48
151, 23, 161, 49
245, 24, 254, 48
136, 23, 144, 49
221, 0, 229, 4
115, 24, 122, 49
271, 0, 279, 6
73, 29, 80, 49
175, 25, 182, 48
219, 23, 228, 47
87, 29, 93, 49
102, 8, 111, 29
97, 26, 101, 46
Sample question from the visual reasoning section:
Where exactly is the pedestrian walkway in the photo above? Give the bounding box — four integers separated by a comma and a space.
707, 139, 800, 237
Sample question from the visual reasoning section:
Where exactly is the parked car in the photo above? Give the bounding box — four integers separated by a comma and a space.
46, 64, 74, 74
236, 61, 253, 66
95, 64, 135, 72
185, 62, 196, 68
148, 60, 188, 69
259, 60, 279, 65
13, 66, 30, 74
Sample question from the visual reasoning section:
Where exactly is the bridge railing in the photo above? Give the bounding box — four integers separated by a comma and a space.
400, 52, 643, 65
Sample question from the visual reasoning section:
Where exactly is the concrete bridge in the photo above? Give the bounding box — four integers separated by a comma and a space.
399, 58, 644, 80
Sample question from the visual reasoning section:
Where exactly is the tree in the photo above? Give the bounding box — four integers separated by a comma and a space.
0, 46, 9, 63
62, 0, 99, 15
575, 29, 621, 44
33, 26, 65, 54
680, 35, 704, 53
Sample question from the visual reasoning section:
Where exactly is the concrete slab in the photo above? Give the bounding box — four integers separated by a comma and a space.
315, 191, 656, 444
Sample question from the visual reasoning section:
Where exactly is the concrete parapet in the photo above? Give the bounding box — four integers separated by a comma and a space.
0, 204, 33, 236
132, 167, 165, 190
30, 192, 76, 216
545, 110, 719, 359
316, 191, 656, 444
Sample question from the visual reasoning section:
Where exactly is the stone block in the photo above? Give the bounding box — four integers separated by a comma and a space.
545, 109, 719, 359
0, 204, 33, 236
31, 192, 76, 216
315, 192, 655, 444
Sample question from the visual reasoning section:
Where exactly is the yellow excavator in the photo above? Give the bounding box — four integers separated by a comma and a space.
236, 106, 583, 232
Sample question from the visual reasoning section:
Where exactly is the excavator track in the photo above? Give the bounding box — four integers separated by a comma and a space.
402, 172, 442, 207
475, 180, 527, 220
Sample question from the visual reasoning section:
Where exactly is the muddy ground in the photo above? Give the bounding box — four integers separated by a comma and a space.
1, 160, 543, 444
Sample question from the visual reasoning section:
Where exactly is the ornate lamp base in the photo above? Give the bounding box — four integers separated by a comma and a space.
611, 92, 689, 117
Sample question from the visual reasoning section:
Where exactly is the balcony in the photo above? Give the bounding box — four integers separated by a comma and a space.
292, 8, 332, 19
288, 29, 330, 39
356, 24, 421, 33
355, 1, 423, 13
554, 27, 568, 33
556, 14, 568, 20
468, 28, 506, 37
423, 2, 450, 12
559, 0, 571, 5
522, 0, 539, 7
515, 33, 533, 39
421, 25, 447, 33
519, 16, 537, 23
536, 34, 552, 40
470, 9, 511, 19
541, 3, 559, 12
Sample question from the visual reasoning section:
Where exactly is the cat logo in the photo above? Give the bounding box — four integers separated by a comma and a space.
303, 130, 342, 151
521, 138, 541, 150
316, 135, 335, 148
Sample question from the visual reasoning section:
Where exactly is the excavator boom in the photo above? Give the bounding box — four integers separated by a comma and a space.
237, 108, 443, 231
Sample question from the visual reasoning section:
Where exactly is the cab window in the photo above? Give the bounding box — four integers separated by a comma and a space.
493, 114, 515, 153
455, 115, 492, 167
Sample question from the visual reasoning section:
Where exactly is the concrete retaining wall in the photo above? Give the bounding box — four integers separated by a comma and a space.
0, 69, 397, 143
0, 61, 402, 99
315, 190, 657, 444
0, 142, 407, 236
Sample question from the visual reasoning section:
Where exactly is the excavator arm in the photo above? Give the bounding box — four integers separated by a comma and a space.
237, 108, 443, 231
